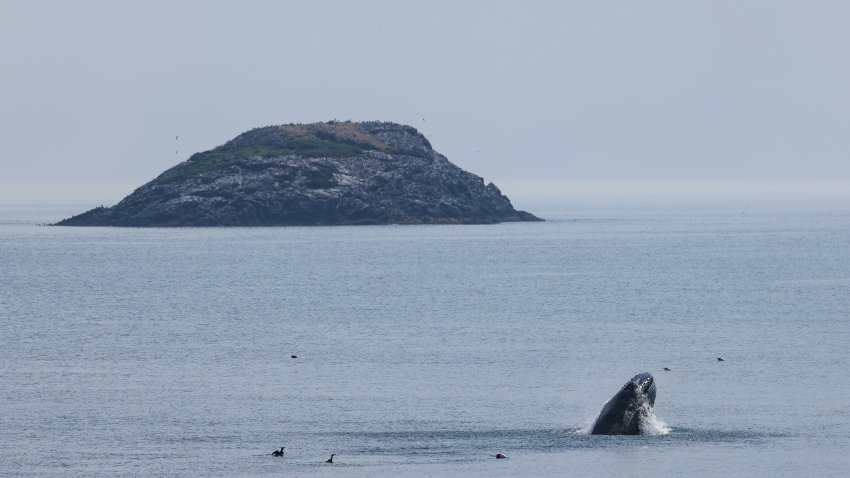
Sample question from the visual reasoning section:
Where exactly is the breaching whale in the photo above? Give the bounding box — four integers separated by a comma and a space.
590, 372, 656, 435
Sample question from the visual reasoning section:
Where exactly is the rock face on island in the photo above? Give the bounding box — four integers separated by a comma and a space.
55, 121, 542, 227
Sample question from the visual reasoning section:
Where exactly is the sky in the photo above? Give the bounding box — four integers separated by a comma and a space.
2, 0, 849, 203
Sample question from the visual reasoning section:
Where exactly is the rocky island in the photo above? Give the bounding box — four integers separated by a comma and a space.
55, 121, 542, 227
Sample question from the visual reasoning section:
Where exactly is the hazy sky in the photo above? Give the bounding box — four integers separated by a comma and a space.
2, 1, 849, 202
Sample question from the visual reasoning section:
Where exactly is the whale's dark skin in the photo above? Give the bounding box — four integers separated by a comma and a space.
590, 372, 656, 435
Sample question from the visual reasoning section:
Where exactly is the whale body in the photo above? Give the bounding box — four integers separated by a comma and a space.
590, 372, 656, 435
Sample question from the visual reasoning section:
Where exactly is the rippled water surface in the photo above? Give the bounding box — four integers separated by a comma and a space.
2, 201, 849, 477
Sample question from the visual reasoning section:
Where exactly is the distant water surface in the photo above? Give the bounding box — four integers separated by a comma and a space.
2, 200, 849, 477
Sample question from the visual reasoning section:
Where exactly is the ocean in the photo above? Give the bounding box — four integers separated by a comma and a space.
2, 199, 849, 477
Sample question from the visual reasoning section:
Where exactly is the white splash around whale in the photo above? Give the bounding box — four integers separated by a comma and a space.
575, 402, 671, 436
638, 404, 671, 436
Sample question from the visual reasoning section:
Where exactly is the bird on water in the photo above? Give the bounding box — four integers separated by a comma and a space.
496, 453, 508, 459
271, 447, 285, 456
326, 454, 335, 463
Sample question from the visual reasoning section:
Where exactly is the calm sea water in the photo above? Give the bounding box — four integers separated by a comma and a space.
2, 200, 849, 477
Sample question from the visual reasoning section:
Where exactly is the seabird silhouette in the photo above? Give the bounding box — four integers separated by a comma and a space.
271, 446, 285, 456
326, 454, 335, 463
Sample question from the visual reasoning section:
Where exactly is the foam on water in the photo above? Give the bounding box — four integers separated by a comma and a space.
639, 406, 671, 436
575, 416, 598, 435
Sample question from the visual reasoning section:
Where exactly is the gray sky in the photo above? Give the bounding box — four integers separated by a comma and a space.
2, 0, 849, 202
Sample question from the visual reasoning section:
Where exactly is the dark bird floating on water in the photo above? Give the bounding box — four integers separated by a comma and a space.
291, 355, 298, 359
326, 454, 335, 463
271, 447, 285, 456
495, 453, 508, 459
663, 367, 671, 371
717, 357, 725, 362
54, 121, 541, 227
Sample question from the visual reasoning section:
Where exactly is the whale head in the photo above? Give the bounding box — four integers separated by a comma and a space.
590, 372, 657, 435
625, 372, 656, 407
